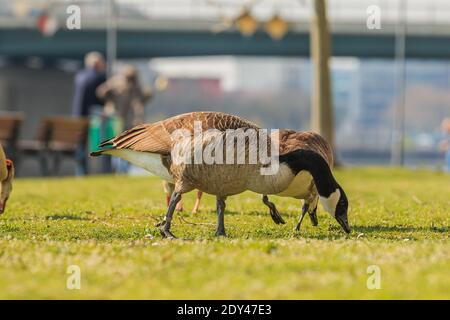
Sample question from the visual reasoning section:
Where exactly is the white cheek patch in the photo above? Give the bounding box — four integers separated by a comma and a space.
319, 189, 341, 217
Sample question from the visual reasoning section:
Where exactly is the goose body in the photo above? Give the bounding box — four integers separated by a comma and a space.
274, 170, 313, 198
93, 111, 259, 213
92, 112, 349, 237
162, 128, 336, 231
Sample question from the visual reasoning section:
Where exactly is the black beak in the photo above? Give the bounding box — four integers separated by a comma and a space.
335, 215, 351, 234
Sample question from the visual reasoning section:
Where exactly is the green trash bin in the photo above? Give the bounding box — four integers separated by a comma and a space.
89, 115, 123, 152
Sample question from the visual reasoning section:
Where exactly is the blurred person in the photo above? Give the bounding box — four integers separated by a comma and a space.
96, 65, 152, 173
72, 52, 108, 175
97, 65, 152, 130
439, 118, 450, 172
72, 52, 107, 119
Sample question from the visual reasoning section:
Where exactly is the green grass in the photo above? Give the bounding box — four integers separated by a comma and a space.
0, 168, 449, 299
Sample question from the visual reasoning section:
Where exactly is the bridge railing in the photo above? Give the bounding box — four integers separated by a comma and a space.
1, 0, 450, 34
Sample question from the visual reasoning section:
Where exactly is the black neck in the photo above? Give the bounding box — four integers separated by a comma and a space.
279, 149, 338, 197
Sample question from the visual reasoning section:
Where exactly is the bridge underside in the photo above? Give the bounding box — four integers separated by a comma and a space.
2, 29, 450, 62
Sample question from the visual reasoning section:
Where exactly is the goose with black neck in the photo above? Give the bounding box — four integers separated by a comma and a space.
278, 149, 350, 234
91, 112, 350, 238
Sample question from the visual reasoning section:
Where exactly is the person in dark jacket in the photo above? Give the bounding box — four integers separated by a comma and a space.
72, 52, 106, 117
72, 52, 107, 175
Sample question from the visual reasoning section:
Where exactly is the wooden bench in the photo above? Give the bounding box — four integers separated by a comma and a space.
19, 117, 89, 176
0, 112, 24, 161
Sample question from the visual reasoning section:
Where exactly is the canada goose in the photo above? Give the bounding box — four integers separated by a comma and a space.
0, 144, 15, 215
92, 111, 283, 225
268, 129, 334, 231
91, 112, 350, 238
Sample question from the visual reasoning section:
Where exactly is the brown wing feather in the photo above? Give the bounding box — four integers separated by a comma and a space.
276, 130, 334, 167
99, 112, 260, 155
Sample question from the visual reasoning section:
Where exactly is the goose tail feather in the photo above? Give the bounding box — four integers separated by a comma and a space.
90, 149, 114, 157
99, 138, 115, 148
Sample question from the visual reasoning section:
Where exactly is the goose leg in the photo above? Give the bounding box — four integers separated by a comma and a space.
165, 194, 171, 207
175, 199, 184, 212
215, 197, 226, 237
163, 181, 183, 212
159, 192, 182, 239
308, 205, 318, 226
307, 196, 319, 226
295, 202, 309, 231
191, 191, 203, 214
262, 195, 286, 225
295, 197, 319, 231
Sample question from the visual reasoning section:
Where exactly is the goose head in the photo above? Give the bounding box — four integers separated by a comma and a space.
319, 185, 350, 233
0, 160, 14, 215
279, 149, 350, 234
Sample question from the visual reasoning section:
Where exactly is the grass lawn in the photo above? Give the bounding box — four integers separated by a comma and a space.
0, 167, 449, 299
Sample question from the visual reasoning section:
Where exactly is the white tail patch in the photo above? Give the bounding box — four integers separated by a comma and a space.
319, 188, 340, 217
104, 149, 173, 182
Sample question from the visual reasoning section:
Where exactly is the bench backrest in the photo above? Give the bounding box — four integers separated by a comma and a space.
37, 117, 89, 146
0, 113, 24, 146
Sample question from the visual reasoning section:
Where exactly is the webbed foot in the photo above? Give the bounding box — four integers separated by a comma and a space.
159, 221, 177, 239
308, 207, 318, 226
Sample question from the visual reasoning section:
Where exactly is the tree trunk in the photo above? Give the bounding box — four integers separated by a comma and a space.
310, 0, 335, 151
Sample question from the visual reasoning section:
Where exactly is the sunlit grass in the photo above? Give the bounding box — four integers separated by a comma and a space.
0, 168, 449, 299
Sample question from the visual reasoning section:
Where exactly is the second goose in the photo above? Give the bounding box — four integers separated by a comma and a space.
0, 144, 14, 215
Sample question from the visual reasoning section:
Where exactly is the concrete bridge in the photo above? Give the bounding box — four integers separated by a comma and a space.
1, 0, 450, 63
